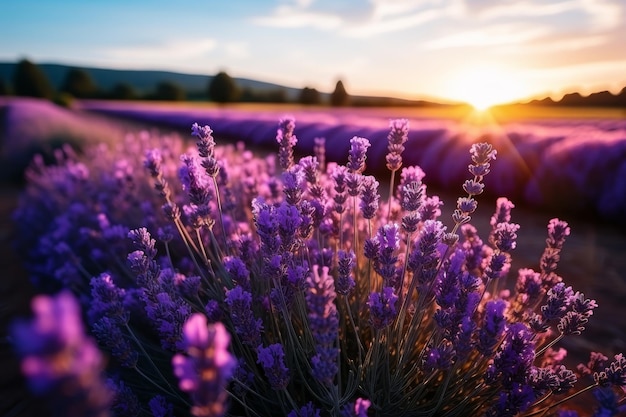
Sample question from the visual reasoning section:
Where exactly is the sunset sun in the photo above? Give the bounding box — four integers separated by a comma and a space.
447, 66, 527, 110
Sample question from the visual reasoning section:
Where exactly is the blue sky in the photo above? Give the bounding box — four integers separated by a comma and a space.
1, 0, 625, 106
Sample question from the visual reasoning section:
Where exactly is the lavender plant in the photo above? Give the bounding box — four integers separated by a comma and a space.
11, 116, 626, 417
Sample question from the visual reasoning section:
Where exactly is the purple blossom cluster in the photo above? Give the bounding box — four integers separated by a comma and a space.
10, 115, 625, 417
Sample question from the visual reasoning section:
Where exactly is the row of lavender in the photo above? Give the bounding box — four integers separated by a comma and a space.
10, 111, 626, 416
80, 101, 626, 224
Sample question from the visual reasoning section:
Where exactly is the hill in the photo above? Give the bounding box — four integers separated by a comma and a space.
523, 87, 626, 108
0, 62, 303, 100
0, 61, 456, 106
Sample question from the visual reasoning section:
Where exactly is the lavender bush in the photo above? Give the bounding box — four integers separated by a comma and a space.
11, 115, 626, 416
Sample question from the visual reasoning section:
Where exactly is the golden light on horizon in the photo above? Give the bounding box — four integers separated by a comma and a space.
445, 65, 528, 111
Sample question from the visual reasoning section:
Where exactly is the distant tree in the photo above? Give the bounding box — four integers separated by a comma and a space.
61, 68, 99, 98
109, 83, 138, 100
299, 87, 321, 105
13, 59, 54, 99
240, 88, 288, 103
330, 79, 350, 107
153, 81, 186, 101
208, 71, 240, 103
0, 77, 8, 96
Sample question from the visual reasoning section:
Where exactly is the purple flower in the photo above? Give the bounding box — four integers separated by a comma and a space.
558, 311, 589, 335
376, 223, 400, 285
488, 323, 535, 389
401, 180, 424, 213
462, 179, 485, 196
276, 201, 303, 251
88, 272, 127, 324
354, 398, 371, 417
594, 354, 626, 389
191, 123, 216, 158
205, 299, 223, 323
477, 300, 507, 355
386, 118, 409, 172
224, 256, 251, 290
487, 383, 535, 417
225, 286, 263, 347
541, 283, 574, 322
107, 378, 141, 417
346, 172, 362, 197
288, 402, 321, 417
368, 286, 398, 330
172, 314, 236, 417
419, 195, 443, 221
143, 288, 192, 351
180, 153, 212, 206
336, 250, 356, 295
490, 197, 515, 227
299, 156, 319, 185
92, 316, 138, 368
492, 222, 520, 252
11, 291, 111, 416
148, 395, 174, 417
457, 196, 478, 214
397, 166, 426, 201
408, 220, 445, 286
514, 268, 543, 309
306, 265, 339, 385
252, 198, 280, 255
257, 344, 290, 390
469, 142, 497, 167
347, 136, 371, 173
359, 175, 380, 219
423, 341, 455, 371
277, 116, 297, 170
569, 291, 598, 317
547, 218, 571, 249
314, 137, 326, 172
282, 165, 305, 205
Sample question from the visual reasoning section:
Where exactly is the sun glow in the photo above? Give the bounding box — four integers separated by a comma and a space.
446, 66, 527, 111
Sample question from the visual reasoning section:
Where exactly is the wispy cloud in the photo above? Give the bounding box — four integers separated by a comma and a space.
251, 4, 343, 30
103, 39, 217, 62
223, 41, 250, 60
423, 23, 549, 49
342, 8, 444, 37
523, 34, 608, 53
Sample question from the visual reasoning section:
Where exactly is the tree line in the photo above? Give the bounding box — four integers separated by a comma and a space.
0, 59, 352, 106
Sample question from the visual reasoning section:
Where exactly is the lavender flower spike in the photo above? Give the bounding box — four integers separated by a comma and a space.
257, 343, 290, 390
386, 118, 409, 172
368, 286, 399, 330
172, 314, 236, 417
347, 136, 371, 173
277, 116, 297, 170
11, 291, 111, 417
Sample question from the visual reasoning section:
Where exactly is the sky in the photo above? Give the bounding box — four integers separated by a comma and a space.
1, 0, 625, 107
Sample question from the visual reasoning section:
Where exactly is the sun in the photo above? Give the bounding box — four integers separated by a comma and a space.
446, 66, 526, 110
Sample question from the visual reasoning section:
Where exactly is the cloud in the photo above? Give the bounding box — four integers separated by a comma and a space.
524, 34, 608, 53
578, 0, 623, 30
223, 41, 250, 59
461, 0, 623, 30
104, 39, 217, 62
251, 4, 343, 30
423, 23, 549, 49
342, 8, 444, 37
463, 0, 580, 19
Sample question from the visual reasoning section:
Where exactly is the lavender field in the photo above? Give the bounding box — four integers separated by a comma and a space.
79, 100, 626, 224
2, 97, 626, 417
